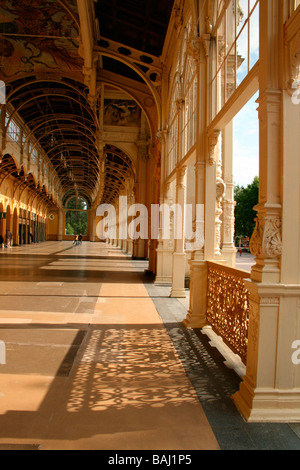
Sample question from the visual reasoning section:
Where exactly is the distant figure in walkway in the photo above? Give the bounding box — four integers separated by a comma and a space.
0, 234, 3, 248
240, 248, 242, 256
6, 230, 12, 248
78, 234, 83, 245
73, 235, 78, 246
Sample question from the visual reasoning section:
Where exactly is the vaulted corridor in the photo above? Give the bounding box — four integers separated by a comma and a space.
0, 242, 299, 450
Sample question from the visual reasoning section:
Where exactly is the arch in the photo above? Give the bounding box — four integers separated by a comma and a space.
0, 153, 20, 172
167, 14, 194, 109
167, 70, 183, 117
101, 144, 136, 205
28, 127, 97, 158
7, 78, 89, 104
23, 116, 95, 149
97, 80, 156, 143
96, 51, 162, 127
63, 190, 92, 209
0, 154, 21, 189
64, 194, 89, 210
5, 94, 97, 133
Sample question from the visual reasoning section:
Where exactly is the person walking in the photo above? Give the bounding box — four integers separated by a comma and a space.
6, 230, 12, 248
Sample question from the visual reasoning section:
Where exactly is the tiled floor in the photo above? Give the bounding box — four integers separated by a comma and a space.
0, 242, 299, 450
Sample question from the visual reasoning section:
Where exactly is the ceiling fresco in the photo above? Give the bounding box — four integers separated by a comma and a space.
0, 0, 82, 79
0, 0, 175, 209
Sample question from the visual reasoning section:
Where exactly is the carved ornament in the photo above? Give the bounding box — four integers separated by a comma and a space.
208, 130, 221, 165
186, 36, 202, 62
201, 34, 211, 57
250, 214, 282, 258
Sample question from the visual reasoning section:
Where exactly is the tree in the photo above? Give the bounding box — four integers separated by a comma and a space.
66, 222, 74, 235
65, 197, 88, 236
234, 176, 259, 243
65, 211, 87, 236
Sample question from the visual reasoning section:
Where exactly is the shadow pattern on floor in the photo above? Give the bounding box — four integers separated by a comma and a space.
144, 279, 300, 451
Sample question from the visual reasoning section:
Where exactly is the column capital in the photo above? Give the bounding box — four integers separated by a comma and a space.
201, 33, 211, 58
186, 35, 202, 63
136, 138, 150, 160
175, 98, 185, 111
250, 205, 282, 260
176, 165, 186, 185
208, 130, 221, 165
156, 128, 168, 143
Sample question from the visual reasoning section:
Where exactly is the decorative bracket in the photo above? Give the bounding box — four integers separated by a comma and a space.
208, 130, 221, 166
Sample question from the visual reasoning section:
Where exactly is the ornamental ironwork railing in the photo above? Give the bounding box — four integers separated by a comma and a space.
206, 262, 250, 365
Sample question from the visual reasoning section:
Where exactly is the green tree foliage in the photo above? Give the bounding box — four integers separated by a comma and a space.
65, 211, 87, 236
66, 222, 74, 235
65, 197, 88, 236
234, 176, 259, 241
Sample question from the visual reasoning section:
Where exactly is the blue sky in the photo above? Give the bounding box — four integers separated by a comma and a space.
232, 1, 259, 188
233, 91, 259, 187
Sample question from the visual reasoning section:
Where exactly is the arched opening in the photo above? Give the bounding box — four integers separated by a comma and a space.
65, 197, 88, 237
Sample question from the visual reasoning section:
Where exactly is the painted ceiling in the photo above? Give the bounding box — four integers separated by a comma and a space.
0, 0, 174, 207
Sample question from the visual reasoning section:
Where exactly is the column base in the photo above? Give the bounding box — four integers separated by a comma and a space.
182, 310, 207, 328
232, 377, 300, 422
155, 246, 173, 286
170, 288, 186, 298
154, 276, 172, 285
183, 259, 207, 328
221, 245, 237, 267
170, 252, 186, 298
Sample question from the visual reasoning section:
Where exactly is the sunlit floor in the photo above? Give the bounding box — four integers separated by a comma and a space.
0, 242, 299, 451
0, 241, 219, 450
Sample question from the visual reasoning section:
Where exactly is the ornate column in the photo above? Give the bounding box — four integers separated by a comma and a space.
132, 138, 149, 259
0, 103, 6, 153
89, 208, 97, 242
126, 192, 135, 255
155, 129, 174, 284
57, 209, 63, 241
232, 0, 300, 422
221, 122, 236, 265
147, 140, 160, 272
115, 200, 120, 248
184, 24, 211, 327
205, 130, 224, 260
170, 165, 187, 298
214, 134, 225, 258
155, 180, 175, 285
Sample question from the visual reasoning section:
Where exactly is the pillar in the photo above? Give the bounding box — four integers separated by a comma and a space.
89, 208, 96, 242
133, 137, 149, 259
221, 121, 236, 266
170, 165, 187, 298
57, 209, 63, 241
184, 29, 209, 326
232, 0, 300, 421
155, 180, 175, 285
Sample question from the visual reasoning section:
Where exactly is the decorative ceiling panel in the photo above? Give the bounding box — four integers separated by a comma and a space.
95, 0, 174, 57
0, 0, 82, 79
